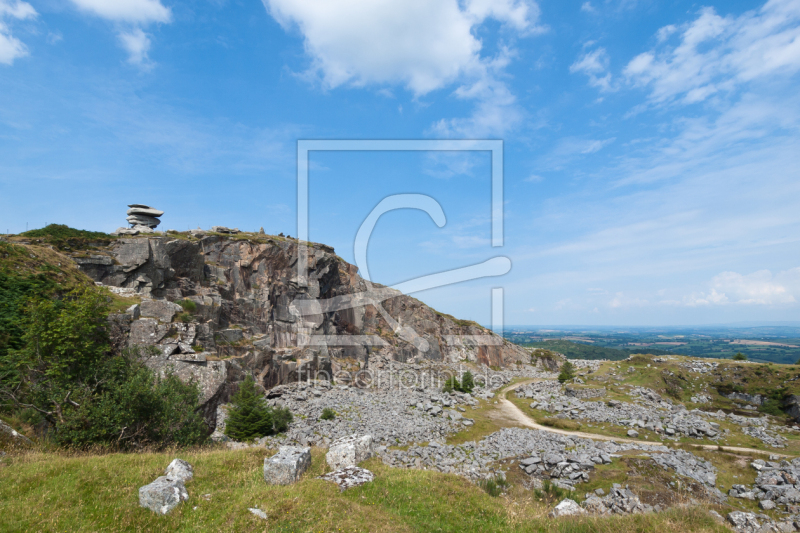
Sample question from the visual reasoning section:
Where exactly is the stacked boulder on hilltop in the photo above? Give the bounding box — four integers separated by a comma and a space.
114, 204, 164, 235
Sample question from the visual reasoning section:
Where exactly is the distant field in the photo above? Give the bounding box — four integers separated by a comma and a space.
505, 326, 800, 364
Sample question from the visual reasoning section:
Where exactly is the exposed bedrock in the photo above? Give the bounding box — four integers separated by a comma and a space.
77, 235, 533, 432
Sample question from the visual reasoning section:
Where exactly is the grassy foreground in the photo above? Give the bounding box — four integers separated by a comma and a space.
0, 446, 728, 533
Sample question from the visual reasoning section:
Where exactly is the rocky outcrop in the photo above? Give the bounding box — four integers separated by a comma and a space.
73, 234, 529, 431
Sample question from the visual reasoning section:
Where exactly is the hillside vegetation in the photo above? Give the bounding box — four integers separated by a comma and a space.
526, 340, 674, 361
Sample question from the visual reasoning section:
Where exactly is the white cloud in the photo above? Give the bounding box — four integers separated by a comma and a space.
68, 0, 171, 24
524, 174, 544, 182
624, 0, 800, 104
263, 0, 543, 136
683, 267, 800, 306
0, 0, 36, 66
68, 0, 171, 66
119, 28, 151, 67
570, 47, 614, 91
581, 2, 596, 14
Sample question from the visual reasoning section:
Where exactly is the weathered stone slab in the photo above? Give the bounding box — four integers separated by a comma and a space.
326, 434, 374, 470
264, 446, 311, 485
127, 207, 164, 217
320, 466, 374, 491
140, 300, 184, 323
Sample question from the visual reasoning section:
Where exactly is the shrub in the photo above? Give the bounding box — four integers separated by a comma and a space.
176, 299, 197, 313
733, 352, 747, 361
1, 288, 207, 449
461, 371, 475, 393
557, 361, 576, 383
176, 312, 193, 323
224, 376, 292, 441
759, 399, 785, 417
320, 407, 336, 421
478, 474, 509, 497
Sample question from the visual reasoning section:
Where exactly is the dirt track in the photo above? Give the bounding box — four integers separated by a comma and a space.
495, 380, 787, 457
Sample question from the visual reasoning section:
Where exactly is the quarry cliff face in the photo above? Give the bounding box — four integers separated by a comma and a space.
76, 234, 530, 427
83, 235, 529, 367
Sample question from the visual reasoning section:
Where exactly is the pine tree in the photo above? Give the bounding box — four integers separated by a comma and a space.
557, 361, 576, 383
224, 376, 292, 441
461, 371, 475, 393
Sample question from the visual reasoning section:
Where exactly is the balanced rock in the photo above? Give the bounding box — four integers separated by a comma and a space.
127, 207, 165, 218
127, 215, 161, 227
263, 446, 311, 485
326, 434, 374, 470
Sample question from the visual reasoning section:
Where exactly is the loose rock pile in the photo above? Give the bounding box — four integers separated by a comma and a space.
729, 458, 800, 509
249, 381, 475, 448
581, 485, 654, 515
517, 381, 786, 447
383, 426, 674, 485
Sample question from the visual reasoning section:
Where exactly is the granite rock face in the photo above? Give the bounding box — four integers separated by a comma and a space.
263, 446, 311, 485
75, 234, 531, 432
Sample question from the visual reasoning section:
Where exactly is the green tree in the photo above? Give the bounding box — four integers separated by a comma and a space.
558, 361, 576, 383
442, 376, 461, 393
3, 287, 111, 425
224, 376, 292, 441
2, 287, 208, 449
733, 352, 747, 361
461, 371, 475, 393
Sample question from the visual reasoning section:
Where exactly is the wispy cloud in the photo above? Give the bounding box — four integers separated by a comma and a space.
67, 0, 171, 67
570, 47, 615, 91
624, 0, 800, 105
0, 0, 36, 66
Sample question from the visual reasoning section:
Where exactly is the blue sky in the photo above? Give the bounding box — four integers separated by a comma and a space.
1, 0, 799, 327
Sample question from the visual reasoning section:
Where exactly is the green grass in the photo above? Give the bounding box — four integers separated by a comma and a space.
0, 447, 732, 532
18, 224, 117, 251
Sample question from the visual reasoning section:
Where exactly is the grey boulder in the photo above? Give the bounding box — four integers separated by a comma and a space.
164, 458, 193, 483
549, 498, 586, 518
127, 215, 161, 227
264, 446, 311, 485
326, 434, 374, 470
139, 476, 189, 515
140, 299, 184, 323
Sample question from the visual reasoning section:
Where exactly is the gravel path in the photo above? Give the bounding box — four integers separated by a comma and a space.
498, 381, 788, 457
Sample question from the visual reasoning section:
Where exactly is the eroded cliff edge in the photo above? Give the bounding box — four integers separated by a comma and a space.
73, 233, 533, 429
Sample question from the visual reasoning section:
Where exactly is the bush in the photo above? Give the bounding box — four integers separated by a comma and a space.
20, 224, 115, 251
177, 299, 197, 313
224, 376, 292, 441
442, 372, 475, 394
733, 352, 747, 361
176, 312, 193, 323
320, 407, 336, 421
557, 361, 576, 383
461, 371, 474, 393
478, 474, 509, 497
1, 288, 207, 449
56, 351, 208, 448
759, 399, 785, 417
